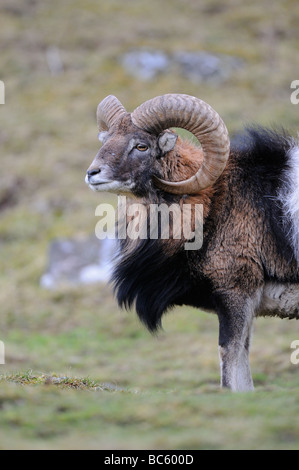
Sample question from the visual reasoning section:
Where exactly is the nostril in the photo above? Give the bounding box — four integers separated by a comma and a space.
87, 168, 101, 177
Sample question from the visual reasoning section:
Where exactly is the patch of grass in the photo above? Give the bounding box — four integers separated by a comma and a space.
1, 371, 101, 390
0, 373, 298, 450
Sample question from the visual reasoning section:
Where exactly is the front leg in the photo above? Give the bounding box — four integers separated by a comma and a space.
217, 293, 259, 392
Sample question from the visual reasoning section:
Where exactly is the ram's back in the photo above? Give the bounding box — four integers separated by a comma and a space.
211, 126, 299, 283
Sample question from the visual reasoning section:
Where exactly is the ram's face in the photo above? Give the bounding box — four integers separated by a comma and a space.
85, 116, 178, 197
85, 94, 230, 196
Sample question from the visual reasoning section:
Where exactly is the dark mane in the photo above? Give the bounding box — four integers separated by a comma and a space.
111, 239, 191, 332
112, 238, 215, 332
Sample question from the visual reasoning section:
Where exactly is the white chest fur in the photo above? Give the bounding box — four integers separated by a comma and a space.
278, 144, 299, 264
258, 282, 299, 319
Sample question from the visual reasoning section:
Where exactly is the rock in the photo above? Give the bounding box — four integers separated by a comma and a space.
174, 51, 243, 84
40, 236, 116, 289
120, 48, 243, 83
120, 49, 170, 80
46, 46, 64, 76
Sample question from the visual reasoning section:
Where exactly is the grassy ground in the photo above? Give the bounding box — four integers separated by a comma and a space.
0, 0, 299, 450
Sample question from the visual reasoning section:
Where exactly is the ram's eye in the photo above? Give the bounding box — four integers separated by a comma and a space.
136, 144, 148, 152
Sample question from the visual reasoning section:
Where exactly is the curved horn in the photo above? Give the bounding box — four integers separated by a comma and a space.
131, 94, 230, 194
97, 95, 127, 132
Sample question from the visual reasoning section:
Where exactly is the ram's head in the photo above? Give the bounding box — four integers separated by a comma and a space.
86, 94, 230, 197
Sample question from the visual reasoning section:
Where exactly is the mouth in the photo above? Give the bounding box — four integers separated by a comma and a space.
85, 176, 126, 193
85, 174, 112, 188
85, 175, 135, 194
88, 181, 111, 187
88, 181, 114, 192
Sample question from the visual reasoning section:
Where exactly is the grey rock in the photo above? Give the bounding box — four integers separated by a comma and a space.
120, 49, 170, 80
46, 46, 64, 76
174, 51, 243, 84
40, 236, 117, 289
120, 48, 243, 83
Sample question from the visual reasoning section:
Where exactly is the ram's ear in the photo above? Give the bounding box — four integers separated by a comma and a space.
158, 131, 178, 155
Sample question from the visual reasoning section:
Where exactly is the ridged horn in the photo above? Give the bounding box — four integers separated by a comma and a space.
131, 93, 230, 194
97, 95, 127, 132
